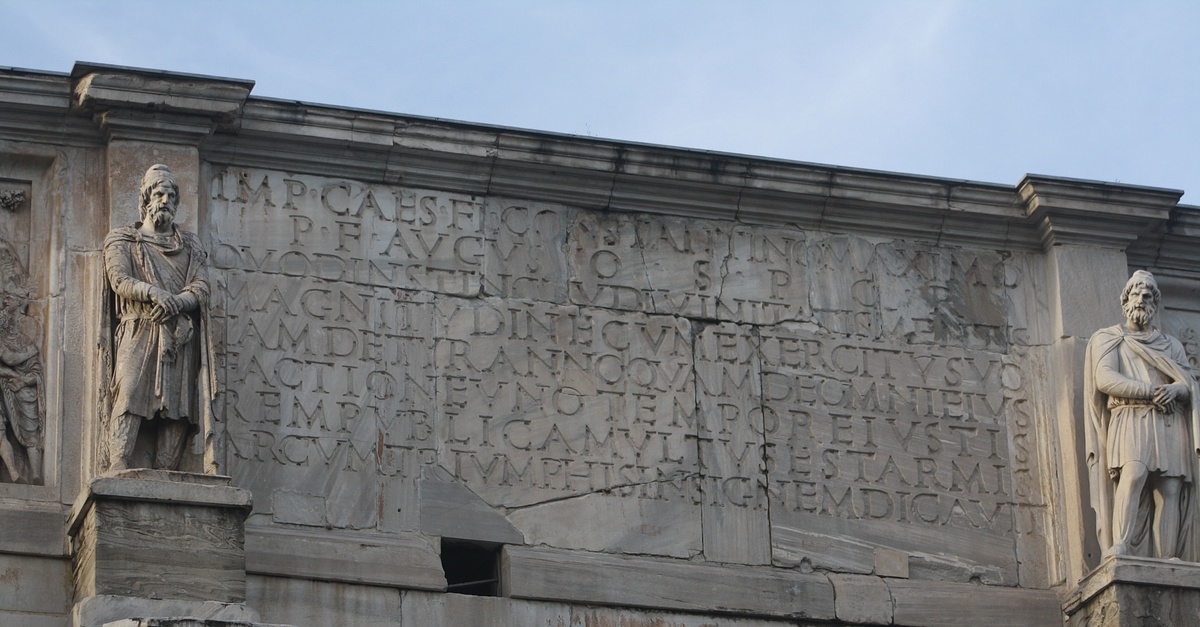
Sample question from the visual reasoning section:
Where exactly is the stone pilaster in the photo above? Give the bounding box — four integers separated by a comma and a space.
69, 63, 253, 476
1019, 176, 1184, 591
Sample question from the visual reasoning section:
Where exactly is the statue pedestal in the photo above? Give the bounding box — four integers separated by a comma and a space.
1064, 555, 1200, 626
66, 470, 278, 627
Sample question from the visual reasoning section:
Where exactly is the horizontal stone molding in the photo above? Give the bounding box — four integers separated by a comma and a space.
203, 101, 1187, 255
0, 68, 103, 147
244, 525, 445, 592
2, 64, 1197, 261
500, 545, 836, 620
67, 471, 251, 536
500, 547, 1062, 624
72, 595, 261, 627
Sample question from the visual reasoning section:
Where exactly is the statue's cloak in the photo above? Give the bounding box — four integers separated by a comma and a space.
1085, 324, 1200, 559
100, 225, 217, 471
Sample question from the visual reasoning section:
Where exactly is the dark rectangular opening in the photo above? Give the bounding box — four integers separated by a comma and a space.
441, 539, 501, 596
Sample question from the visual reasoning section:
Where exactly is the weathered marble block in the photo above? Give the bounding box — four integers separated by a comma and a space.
1064, 556, 1200, 627
68, 470, 252, 606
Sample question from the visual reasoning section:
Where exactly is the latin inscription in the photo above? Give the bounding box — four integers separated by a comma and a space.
569, 213, 808, 325
436, 298, 698, 508
210, 168, 486, 296
758, 327, 1024, 533
206, 165, 1037, 560
218, 273, 438, 479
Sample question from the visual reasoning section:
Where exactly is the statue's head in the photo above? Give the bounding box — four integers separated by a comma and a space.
138, 164, 179, 230
1121, 270, 1161, 327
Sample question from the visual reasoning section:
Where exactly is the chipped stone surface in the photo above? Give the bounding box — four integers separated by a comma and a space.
506, 492, 699, 558
270, 489, 325, 527
829, 573, 892, 624
875, 547, 909, 578
1065, 583, 1200, 627
1064, 554, 1200, 627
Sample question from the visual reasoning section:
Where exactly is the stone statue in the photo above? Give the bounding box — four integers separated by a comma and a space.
1085, 270, 1200, 560
103, 164, 212, 471
0, 241, 43, 483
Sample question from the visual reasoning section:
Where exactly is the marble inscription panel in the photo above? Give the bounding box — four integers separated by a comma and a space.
207, 166, 1036, 569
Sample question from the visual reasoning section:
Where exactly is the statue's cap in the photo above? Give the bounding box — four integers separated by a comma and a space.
1127, 270, 1158, 289
141, 164, 176, 190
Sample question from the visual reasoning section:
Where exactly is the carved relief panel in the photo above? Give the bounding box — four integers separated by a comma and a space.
0, 181, 44, 484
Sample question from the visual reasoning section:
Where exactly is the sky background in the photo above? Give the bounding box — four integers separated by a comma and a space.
4, 1, 1198, 200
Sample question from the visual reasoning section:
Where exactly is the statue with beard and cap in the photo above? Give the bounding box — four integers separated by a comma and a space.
1085, 270, 1200, 560
102, 164, 212, 472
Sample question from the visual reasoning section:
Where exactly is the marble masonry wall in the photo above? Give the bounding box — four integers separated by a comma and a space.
2, 63, 1199, 626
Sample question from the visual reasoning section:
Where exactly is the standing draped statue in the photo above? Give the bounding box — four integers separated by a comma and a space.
103, 164, 213, 472
1085, 270, 1200, 560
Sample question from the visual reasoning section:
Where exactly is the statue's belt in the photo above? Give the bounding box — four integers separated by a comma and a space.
1108, 397, 1164, 410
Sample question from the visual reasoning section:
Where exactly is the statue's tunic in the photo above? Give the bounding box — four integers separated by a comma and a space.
104, 225, 209, 423
1094, 328, 1193, 477
1085, 324, 1200, 556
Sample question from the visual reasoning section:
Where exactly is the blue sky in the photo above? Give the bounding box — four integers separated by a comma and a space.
4, 1, 1198, 200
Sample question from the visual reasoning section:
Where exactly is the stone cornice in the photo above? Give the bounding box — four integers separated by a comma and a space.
1128, 203, 1200, 278
206, 99, 1067, 252
70, 61, 254, 143
1018, 174, 1183, 250
0, 67, 103, 147
0, 64, 1192, 257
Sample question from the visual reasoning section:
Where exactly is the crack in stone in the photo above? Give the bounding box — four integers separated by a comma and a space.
689, 319, 708, 559
712, 226, 736, 323
503, 473, 704, 512
636, 217, 656, 312
750, 324, 775, 561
